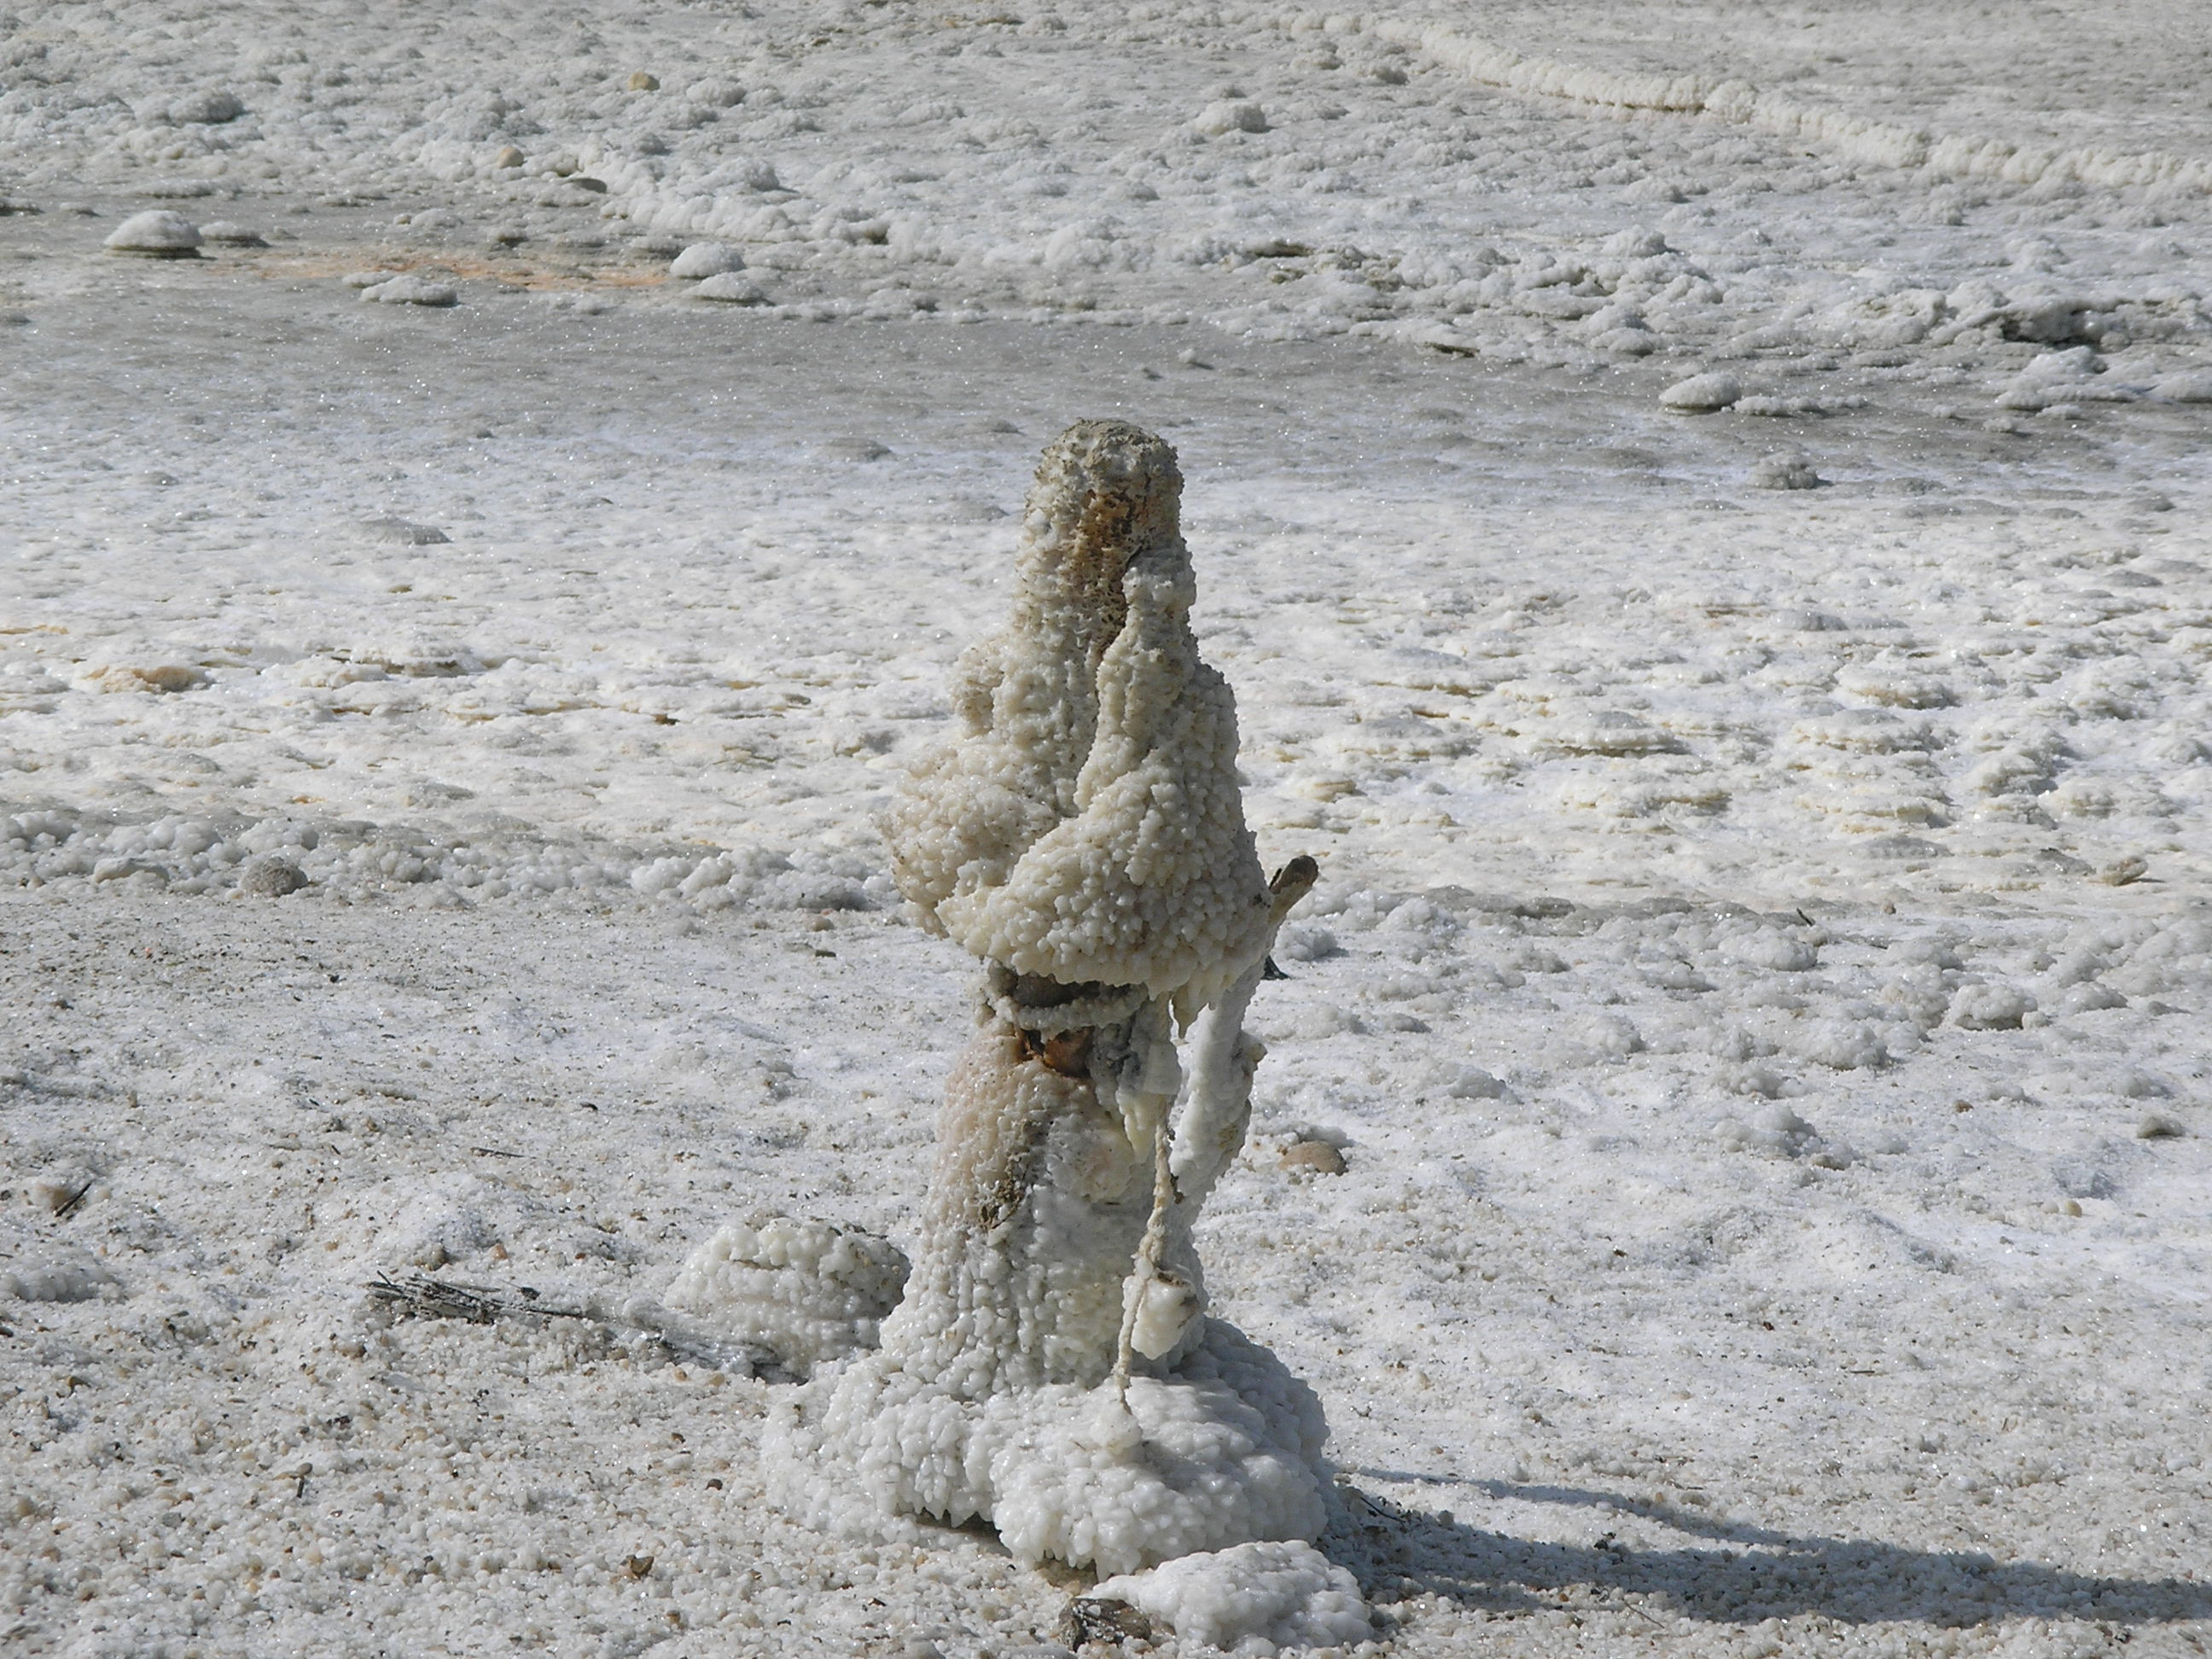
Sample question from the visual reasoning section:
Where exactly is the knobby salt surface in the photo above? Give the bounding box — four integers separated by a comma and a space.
765, 421, 1333, 1585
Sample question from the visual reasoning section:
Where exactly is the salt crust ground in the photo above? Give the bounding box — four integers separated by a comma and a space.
3, 1, 2211, 1656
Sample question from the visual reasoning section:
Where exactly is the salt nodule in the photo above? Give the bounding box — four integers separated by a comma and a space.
690, 271, 768, 304
102, 210, 201, 258
1193, 100, 1268, 137
237, 856, 308, 897
1660, 371, 1743, 412
1094, 1540, 1374, 1656
359, 275, 461, 307
662, 1214, 908, 1378
161, 89, 245, 125
1749, 452, 1823, 491
668, 241, 744, 279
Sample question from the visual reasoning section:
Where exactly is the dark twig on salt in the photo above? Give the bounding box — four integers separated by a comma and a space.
365, 1272, 588, 1325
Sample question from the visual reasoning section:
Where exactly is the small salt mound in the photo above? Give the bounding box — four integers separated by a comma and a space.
664, 1215, 908, 1378
3, 1252, 119, 1304
2152, 370, 2212, 404
692, 271, 768, 305
1095, 1540, 1371, 1657
238, 857, 308, 896
197, 220, 266, 246
102, 210, 201, 258
1951, 982, 2035, 1030
669, 241, 744, 279
1195, 100, 1268, 136
1660, 372, 1740, 412
83, 664, 206, 695
360, 276, 459, 307
1603, 225, 1669, 258
352, 516, 450, 545
687, 77, 747, 108
1749, 453, 1822, 490
164, 89, 245, 125
1996, 348, 2136, 410
1592, 329, 1658, 356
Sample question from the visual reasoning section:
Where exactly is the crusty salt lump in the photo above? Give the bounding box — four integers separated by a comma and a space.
888, 420, 1274, 1008
1194, 100, 1268, 137
1661, 370, 1742, 412
1095, 1540, 1374, 1656
360, 275, 460, 308
1749, 452, 1822, 490
668, 241, 743, 279
766, 422, 1341, 1585
102, 210, 201, 259
691, 271, 767, 305
663, 1214, 908, 1378
237, 857, 308, 897
160, 89, 245, 125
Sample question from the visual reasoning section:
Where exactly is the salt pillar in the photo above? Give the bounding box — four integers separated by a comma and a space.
766, 421, 1327, 1577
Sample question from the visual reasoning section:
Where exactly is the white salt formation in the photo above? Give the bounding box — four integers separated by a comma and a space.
359, 274, 460, 307
769, 422, 1341, 1583
668, 241, 744, 279
662, 1214, 908, 1379
888, 421, 1276, 1014
1095, 1540, 1375, 1656
102, 210, 201, 258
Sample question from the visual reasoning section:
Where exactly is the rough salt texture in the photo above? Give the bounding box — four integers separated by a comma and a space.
1097, 1539, 1375, 1656
888, 420, 1273, 1008
661, 1214, 908, 1378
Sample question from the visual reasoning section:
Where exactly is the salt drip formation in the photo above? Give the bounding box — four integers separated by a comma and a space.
765, 420, 1330, 1577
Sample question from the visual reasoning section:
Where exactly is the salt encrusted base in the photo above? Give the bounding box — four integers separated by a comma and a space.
763, 1318, 1329, 1579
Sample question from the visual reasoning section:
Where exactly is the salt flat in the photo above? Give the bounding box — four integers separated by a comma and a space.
2, 3, 2208, 1656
